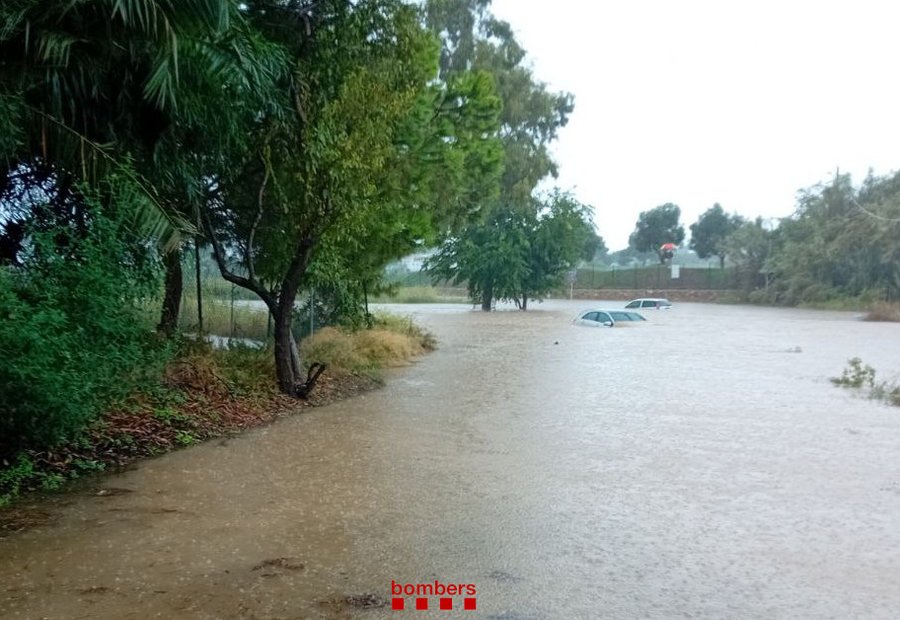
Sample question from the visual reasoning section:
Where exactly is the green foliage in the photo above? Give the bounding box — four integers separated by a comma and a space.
832, 358, 900, 407
517, 190, 595, 305
426, 207, 529, 306
766, 172, 900, 305
422, 1, 578, 309
721, 217, 773, 292
582, 232, 608, 262
831, 358, 877, 389
427, 190, 594, 307
0, 454, 35, 507
213, 343, 277, 394
370, 285, 468, 304
174, 430, 198, 446
689, 204, 744, 267
0, 185, 170, 456
628, 203, 685, 257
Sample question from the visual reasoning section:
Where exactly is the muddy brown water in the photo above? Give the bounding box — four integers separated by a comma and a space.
2, 300, 900, 619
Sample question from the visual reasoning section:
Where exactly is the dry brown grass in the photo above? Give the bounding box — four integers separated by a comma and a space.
862, 301, 900, 322
354, 329, 421, 365
300, 327, 366, 372
300, 317, 433, 374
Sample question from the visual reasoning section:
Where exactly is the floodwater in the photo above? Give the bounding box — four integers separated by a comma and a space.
2, 300, 900, 619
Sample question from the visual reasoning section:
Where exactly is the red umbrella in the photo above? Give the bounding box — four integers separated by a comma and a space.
659, 243, 677, 251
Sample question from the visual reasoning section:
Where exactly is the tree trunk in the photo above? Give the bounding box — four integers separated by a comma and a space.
719, 255, 725, 269
271, 238, 315, 396
521, 294, 527, 311
157, 247, 183, 336
272, 299, 298, 395
481, 278, 493, 311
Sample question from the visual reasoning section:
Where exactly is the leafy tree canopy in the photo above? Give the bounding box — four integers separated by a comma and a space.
689, 203, 744, 267
427, 190, 594, 309
628, 203, 685, 259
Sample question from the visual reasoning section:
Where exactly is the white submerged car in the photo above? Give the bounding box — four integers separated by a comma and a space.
573, 309, 647, 327
624, 298, 672, 310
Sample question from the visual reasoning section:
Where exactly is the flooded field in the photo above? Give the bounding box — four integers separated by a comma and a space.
2, 300, 899, 619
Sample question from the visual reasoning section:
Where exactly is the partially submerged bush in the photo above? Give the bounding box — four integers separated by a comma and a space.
862, 301, 900, 322
372, 312, 437, 351
831, 358, 876, 389
300, 313, 435, 374
832, 358, 900, 406
301, 327, 367, 372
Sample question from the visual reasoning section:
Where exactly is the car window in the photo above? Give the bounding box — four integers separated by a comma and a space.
582, 312, 599, 322
641, 300, 656, 308
596, 312, 612, 323
625, 301, 639, 308
609, 311, 630, 321
627, 312, 646, 321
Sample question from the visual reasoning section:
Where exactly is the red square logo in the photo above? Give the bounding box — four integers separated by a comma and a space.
415, 597, 429, 610
439, 597, 453, 610
391, 598, 405, 610
463, 597, 477, 610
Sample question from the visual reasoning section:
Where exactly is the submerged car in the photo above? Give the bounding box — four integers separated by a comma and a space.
625, 298, 672, 310
573, 309, 647, 327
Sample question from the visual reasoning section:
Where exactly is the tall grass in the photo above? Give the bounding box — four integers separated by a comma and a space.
370, 285, 468, 303
863, 301, 900, 322
300, 312, 436, 374
179, 292, 270, 341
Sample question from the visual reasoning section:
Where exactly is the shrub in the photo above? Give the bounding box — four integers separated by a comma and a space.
863, 301, 900, 322
300, 327, 367, 372
831, 358, 876, 389
299, 313, 435, 374
832, 358, 900, 407
0, 195, 169, 457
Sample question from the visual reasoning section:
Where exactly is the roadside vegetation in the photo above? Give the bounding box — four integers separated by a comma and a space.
597, 172, 900, 312
0, 314, 433, 507
2, 0, 899, 508
2, 0, 558, 505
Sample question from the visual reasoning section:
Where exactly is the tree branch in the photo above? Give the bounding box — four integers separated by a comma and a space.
201, 201, 276, 310
247, 159, 269, 284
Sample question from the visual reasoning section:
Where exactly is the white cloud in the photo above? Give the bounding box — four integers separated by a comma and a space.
490, 0, 900, 248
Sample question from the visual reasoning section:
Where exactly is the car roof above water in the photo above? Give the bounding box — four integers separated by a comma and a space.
625, 298, 672, 307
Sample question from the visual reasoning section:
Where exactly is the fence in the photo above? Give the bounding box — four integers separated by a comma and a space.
575, 264, 744, 291
175, 251, 274, 342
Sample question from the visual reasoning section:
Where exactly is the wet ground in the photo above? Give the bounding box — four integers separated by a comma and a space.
2, 300, 899, 619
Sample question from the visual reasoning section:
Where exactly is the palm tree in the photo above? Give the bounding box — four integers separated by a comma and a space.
0, 0, 286, 333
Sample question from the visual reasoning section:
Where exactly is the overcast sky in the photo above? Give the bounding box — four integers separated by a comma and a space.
489, 0, 900, 250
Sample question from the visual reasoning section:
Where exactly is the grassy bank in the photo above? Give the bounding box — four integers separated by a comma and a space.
369, 285, 468, 304
0, 314, 435, 510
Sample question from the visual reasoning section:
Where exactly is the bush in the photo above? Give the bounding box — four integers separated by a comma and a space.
863, 302, 900, 322
832, 358, 900, 407
300, 327, 367, 372
299, 313, 435, 374
0, 196, 169, 457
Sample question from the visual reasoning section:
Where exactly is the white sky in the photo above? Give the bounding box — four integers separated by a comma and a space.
489, 0, 900, 250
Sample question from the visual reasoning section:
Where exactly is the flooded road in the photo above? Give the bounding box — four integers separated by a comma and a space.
2, 300, 900, 619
